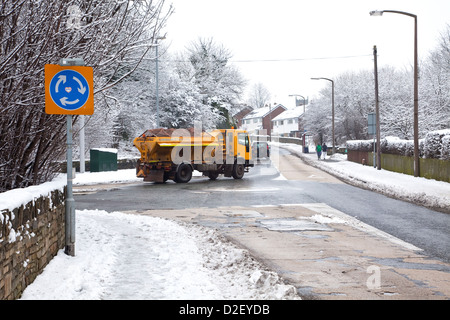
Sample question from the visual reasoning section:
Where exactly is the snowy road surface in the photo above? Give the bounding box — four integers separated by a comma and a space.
20, 210, 298, 300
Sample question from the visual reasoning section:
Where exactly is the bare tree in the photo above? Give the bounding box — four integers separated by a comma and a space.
0, 0, 172, 191
248, 83, 271, 109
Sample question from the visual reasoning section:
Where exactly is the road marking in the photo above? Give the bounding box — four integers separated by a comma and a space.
259, 219, 333, 232
300, 203, 423, 252
249, 203, 422, 252
206, 187, 280, 193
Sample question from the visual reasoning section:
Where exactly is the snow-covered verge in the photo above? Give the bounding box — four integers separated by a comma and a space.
19, 209, 298, 300
73, 169, 141, 186
1, 170, 297, 300
280, 143, 450, 213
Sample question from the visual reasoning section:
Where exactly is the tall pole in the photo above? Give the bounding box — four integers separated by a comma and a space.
79, 115, 85, 173
155, 43, 160, 128
373, 46, 381, 170
59, 57, 86, 257
331, 80, 335, 155
413, 15, 419, 177
154, 35, 166, 128
370, 10, 419, 176
311, 77, 335, 154
65, 114, 75, 256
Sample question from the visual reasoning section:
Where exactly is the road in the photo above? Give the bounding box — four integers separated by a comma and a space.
74, 146, 450, 299
75, 146, 449, 263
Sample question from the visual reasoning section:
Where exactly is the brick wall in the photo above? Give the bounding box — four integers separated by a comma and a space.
0, 188, 65, 300
262, 106, 286, 136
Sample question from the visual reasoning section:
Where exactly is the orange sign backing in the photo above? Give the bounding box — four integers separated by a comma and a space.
45, 64, 94, 115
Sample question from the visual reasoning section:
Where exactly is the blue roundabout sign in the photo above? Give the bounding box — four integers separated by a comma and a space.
49, 69, 90, 111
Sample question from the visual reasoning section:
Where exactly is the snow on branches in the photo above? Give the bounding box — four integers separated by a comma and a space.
0, 0, 172, 191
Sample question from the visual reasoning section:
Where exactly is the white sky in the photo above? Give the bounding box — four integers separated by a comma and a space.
163, 0, 450, 108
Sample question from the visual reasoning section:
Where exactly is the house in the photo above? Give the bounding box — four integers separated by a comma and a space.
240, 104, 287, 136
232, 105, 253, 128
271, 106, 305, 137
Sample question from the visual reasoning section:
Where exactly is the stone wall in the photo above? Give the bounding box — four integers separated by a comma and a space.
0, 188, 65, 300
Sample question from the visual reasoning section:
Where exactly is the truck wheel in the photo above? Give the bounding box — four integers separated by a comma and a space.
208, 171, 219, 180
176, 163, 192, 183
232, 164, 245, 179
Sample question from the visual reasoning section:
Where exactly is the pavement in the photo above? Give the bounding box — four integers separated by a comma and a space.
127, 153, 450, 300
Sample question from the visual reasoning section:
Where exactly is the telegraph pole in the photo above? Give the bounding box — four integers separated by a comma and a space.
373, 46, 381, 170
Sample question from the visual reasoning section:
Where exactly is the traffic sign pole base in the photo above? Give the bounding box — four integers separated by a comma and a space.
64, 244, 75, 257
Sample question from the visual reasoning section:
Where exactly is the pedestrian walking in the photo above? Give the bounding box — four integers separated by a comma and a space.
322, 143, 328, 159
316, 144, 322, 160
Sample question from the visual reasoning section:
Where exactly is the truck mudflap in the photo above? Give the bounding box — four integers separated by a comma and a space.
143, 170, 165, 183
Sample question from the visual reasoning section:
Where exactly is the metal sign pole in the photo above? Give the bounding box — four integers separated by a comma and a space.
59, 58, 85, 257
46, 58, 93, 256
65, 114, 75, 256
80, 115, 85, 173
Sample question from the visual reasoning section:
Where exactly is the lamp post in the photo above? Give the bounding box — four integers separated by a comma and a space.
154, 35, 166, 128
370, 10, 419, 177
373, 45, 381, 170
311, 77, 335, 154
289, 94, 307, 114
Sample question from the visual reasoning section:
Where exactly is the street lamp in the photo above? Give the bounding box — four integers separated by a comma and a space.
311, 77, 335, 154
373, 46, 381, 171
154, 35, 166, 128
370, 10, 419, 177
289, 94, 307, 114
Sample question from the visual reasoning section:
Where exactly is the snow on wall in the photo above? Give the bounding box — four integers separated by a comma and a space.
0, 175, 66, 213
0, 175, 66, 245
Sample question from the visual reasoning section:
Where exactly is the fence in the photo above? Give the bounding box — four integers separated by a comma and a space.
347, 150, 450, 183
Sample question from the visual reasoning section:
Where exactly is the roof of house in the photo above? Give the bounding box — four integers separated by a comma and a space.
272, 106, 304, 121
243, 104, 287, 119
233, 105, 253, 119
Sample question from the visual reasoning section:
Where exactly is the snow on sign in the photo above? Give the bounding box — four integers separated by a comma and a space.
45, 64, 94, 115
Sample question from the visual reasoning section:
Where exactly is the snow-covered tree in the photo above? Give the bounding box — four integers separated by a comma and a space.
0, 0, 172, 191
420, 24, 450, 133
172, 38, 247, 129
304, 33, 450, 146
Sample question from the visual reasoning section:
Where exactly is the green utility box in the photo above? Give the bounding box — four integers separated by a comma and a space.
90, 148, 118, 172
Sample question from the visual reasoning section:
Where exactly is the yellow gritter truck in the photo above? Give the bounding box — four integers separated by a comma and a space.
133, 128, 254, 183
